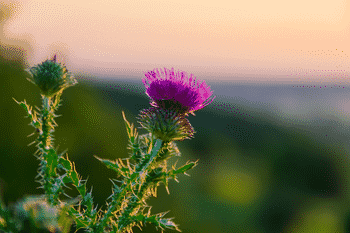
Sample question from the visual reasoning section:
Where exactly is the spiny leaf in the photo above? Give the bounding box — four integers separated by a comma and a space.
122, 111, 138, 141
70, 162, 80, 187
131, 211, 182, 232
82, 191, 93, 214
77, 183, 86, 198
172, 160, 198, 175
67, 207, 89, 231
94, 155, 121, 175
13, 98, 41, 129
59, 154, 72, 171
62, 175, 72, 184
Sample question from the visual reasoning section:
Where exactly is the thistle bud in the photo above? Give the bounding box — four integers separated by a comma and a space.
25, 55, 78, 97
137, 107, 195, 142
12, 195, 72, 232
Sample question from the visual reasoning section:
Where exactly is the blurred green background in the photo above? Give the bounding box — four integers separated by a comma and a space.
2, 4, 350, 233
3, 49, 350, 233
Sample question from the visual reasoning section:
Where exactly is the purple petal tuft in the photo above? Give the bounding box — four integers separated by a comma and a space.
143, 67, 215, 114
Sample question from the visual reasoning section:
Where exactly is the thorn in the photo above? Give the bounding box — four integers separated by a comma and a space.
55, 144, 60, 152
172, 159, 179, 170
53, 114, 62, 118
130, 187, 140, 201
12, 97, 19, 104
160, 210, 170, 218
94, 204, 99, 212
27, 141, 36, 147
165, 185, 170, 195
62, 183, 72, 190
107, 193, 113, 201
109, 178, 117, 187
27, 132, 36, 137
63, 192, 72, 199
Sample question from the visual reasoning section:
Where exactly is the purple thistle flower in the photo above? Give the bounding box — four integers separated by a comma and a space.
142, 67, 215, 116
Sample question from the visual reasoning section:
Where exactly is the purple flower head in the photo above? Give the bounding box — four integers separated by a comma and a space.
142, 67, 215, 116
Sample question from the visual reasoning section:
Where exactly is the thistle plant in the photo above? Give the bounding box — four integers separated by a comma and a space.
2, 55, 215, 233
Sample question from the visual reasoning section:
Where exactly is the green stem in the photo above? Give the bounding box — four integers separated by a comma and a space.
37, 95, 60, 206
117, 139, 165, 232
39, 95, 53, 152
43, 96, 50, 115
96, 139, 165, 232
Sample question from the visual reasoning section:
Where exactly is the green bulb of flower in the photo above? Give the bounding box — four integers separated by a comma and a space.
25, 54, 78, 97
137, 107, 195, 142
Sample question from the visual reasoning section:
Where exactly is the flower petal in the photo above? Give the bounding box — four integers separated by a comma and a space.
143, 68, 215, 114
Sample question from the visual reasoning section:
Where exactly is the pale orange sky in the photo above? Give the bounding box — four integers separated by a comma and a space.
3, 0, 350, 83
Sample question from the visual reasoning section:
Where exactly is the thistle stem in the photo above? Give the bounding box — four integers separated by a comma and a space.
43, 95, 51, 114
39, 95, 53, 152
96, 139, 165, 232
37, 95, 60, 205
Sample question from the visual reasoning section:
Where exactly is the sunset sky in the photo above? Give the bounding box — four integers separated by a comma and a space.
3, 0, 350, 84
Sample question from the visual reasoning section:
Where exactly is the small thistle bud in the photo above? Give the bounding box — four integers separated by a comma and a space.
137, 107, 195, 142
25, 54, 78, 97
12, 195, 71, 232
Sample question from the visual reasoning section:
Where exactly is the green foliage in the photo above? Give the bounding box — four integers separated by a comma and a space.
6, 57, 201, 233
91, 112, 197, 232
